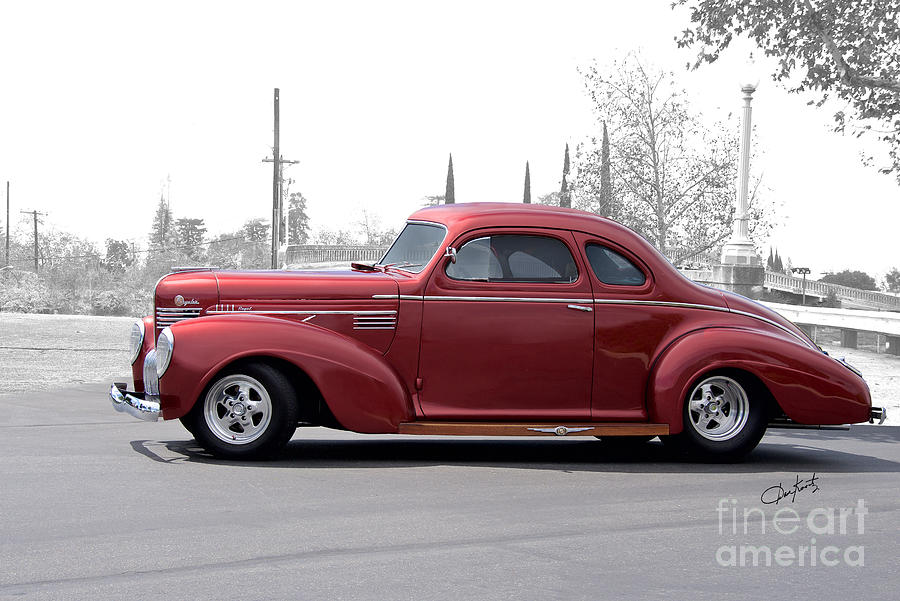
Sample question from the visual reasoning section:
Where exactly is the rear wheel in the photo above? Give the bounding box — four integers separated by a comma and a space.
664, 374, 767, 461
190, 363, 298, 459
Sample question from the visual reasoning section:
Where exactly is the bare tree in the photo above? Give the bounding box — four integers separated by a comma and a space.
575, 53, 772, 263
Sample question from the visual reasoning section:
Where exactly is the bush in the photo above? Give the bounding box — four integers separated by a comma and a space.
0, 270, 54, 313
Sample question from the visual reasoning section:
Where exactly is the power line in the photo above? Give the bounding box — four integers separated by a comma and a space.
3, 234, 266, 265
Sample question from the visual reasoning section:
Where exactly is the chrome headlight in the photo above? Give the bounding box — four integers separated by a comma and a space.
156, 327, 175, 378
128, 320, 145, 365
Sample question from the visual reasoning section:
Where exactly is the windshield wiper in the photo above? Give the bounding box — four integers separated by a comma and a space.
385, 262, 423, 272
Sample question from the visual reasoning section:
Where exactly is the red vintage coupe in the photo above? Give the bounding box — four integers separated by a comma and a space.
110, 203, 883, 460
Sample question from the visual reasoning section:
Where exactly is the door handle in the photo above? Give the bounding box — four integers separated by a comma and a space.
567, 304, 593, 312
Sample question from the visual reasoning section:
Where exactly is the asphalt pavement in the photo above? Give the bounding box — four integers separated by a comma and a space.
1, 382, 898, 600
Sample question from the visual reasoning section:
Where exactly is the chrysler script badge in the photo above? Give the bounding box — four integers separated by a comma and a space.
174, 295, 199, 307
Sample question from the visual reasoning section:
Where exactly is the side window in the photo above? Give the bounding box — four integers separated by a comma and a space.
585, 244, 646, 286
447, 235, 578, 283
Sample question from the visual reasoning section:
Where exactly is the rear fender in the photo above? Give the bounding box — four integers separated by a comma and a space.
648, 328, 871, 434
159, 314, 413, 432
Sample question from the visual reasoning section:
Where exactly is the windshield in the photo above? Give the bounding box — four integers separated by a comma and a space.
378, 222, 447, 273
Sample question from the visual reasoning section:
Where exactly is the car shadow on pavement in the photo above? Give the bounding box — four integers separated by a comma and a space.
133, 427, 900, 474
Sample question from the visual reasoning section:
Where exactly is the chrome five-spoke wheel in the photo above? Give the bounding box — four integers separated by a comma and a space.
663, 372, 768, 461
189, 362, 299, 459
687, 376, 749, 441
204, 375, 273, 445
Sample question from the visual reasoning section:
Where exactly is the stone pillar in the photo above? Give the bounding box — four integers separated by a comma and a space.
711, 264, 766, 300
840, 329, 858, 349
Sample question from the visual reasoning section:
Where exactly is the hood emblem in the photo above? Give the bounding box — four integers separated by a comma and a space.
174, 295, 199, 307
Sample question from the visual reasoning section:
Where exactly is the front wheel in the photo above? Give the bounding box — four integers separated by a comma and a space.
664, 374, 767, 461
189, 363, 298, 459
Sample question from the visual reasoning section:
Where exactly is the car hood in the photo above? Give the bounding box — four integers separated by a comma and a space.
214, 269, 399, 302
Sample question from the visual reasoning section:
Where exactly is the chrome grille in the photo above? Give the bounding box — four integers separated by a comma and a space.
353, 315, 397, 330
155, 306, 202, 329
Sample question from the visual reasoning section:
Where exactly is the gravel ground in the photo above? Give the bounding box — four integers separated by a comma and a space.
0, 313, 132, 393
0, 312, 896, 423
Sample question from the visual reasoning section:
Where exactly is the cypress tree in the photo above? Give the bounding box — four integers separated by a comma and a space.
774, 249, 783, 272
444, 154, 455, 204
523, 161, 531, 204
599, 122, 612, 217
559, 144, 571, 208
149, 193, 173, 249
767, 247, 774, 270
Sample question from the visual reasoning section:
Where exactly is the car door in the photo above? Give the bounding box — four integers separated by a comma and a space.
417, 229, 594, 420
573, 231, 670, 422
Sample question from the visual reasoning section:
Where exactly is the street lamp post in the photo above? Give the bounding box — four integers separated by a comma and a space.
792, 267, 811, 305
720, 81, 760, 266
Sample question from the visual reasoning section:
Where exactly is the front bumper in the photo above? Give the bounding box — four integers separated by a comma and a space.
110, 384, 160, 421
111, 348, 162, 422
870, 406, 887, 425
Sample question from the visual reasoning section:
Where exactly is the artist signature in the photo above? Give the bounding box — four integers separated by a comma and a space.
760, 473, 821, 505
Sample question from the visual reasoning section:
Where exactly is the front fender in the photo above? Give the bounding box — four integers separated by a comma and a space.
648, 327, 871, 434
159, 314, 413, 432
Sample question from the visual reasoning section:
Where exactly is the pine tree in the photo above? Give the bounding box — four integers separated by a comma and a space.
599, 122, 612, 217
559, 144, 571, 208
287, 192, 310, 244
767, 247, 775, 270
149, 194, 173, 250
523, 161, 531, 204
774, 249, 783, 272
175, 218, 207, 261
445, 154, 455, 204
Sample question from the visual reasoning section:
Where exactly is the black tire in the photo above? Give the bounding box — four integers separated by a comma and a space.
189, 362, 299, 459
665, 373, 767, 462
178, 416, 197, 439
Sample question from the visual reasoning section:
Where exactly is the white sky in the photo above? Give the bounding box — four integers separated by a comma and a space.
0, 0, 897, 278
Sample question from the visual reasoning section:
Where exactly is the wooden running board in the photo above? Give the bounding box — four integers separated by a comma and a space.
398, 422, 669, 437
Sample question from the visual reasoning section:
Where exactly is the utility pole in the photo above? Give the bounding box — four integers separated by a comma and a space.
262, 88, 298, 269
20, 209, 46, 271
5, 182, 9, 268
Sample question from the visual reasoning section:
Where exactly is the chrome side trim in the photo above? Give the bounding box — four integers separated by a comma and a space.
371, 294, 426, 300
425, 295, 595, 303
592, 299, 730, 312
726, 308, 816, 348
207, 309, 396, 316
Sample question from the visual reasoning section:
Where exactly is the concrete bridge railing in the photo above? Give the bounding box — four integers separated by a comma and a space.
763, 272, 900, 310
762, 302, 900, 355
681, 268, 900, 311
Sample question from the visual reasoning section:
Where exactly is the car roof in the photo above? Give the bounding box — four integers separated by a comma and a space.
408, 202, 621, 235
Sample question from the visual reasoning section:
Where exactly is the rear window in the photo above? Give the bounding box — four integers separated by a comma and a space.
585, 244, 646, 286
